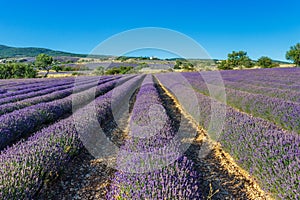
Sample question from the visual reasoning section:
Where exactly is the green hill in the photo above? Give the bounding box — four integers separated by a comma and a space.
0, 44, 87, 58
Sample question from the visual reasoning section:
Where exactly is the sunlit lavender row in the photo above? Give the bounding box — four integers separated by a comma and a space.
108, 75, 201, 199
0, 75, 142, 199
157, 71, 300, 199
0, 67, 299, 199
0, 76, 120, 150
181, 71, 300, 133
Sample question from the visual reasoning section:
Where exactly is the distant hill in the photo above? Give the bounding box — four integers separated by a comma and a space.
0, 44, 97, 59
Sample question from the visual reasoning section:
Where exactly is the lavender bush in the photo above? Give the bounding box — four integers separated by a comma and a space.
0, 77, 115, 115
181, 72, 300, 133
0, 77, 98, 105
157, 72, 300, 199
0, 77, 121, 150
0, 75, 143, 199
108, 75, 202, 199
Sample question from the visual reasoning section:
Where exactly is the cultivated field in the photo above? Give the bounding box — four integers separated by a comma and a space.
0, 68, 299, 199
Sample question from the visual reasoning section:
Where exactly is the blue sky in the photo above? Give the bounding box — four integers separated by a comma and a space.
0, 0, 299, 60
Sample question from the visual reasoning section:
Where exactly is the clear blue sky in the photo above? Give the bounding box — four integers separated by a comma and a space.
0, 0, 299, 61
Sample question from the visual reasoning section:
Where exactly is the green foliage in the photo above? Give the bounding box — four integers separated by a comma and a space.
227, 51, 246, 67
286, 43, 300, 66
61, 66, 73, 71
93, 66, 105, 75
174, 60, 194, 70
71, 72, 84, 76
174, 60, 182, 69
218, 51, 254, 70
116, 56, 128, 61
241, 57, 254, 68
138, 62, 149, 69
60, 65, 89, 71
257, 56, 279, 68
52, 65, 63, 72
182, 62, 194, 70
105, 66, 134, 75
35, 54, 53, 68
217, 60, 233, 70
228, 51, 254, 68
0, 63, 37, 79
173, 65, 181, 69
167, 58, 187, 61
35, 54, 53, 77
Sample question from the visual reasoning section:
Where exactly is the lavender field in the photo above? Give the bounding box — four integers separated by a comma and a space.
0, 68, 299, 199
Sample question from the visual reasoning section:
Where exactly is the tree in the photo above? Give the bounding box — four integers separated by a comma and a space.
105, 66, 134, 75
0, 63, 37, 79
227, 51, 245, 68
23, 64, 37, 78
257, 56, 272, 68
218, 51, 254, 70
182, 62, 194, 71
173, 60, 194, 70
227, 51, 254, 68
174, 60, 182, 69
52, 65, 63, 72
241, 56, 254, 68
286, 43, 300, 67
257, 56, 279, 68
35, 54, 53, 77
93, 66, 105, 75
217, 60, 233, 70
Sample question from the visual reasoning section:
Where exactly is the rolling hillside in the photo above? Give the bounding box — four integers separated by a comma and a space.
0, 45, 87, 58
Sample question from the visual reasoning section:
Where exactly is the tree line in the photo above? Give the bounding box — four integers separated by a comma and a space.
218, 43, 300, 70
0, 43, 299, 78
0, 54, 88, 79
0, 63, 37, 79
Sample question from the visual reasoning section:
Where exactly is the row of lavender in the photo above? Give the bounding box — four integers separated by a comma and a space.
0, 79, 75, 102
156, 73, 300, 199
0, 77, 104, 115
0, 88, 6, 94
221, 79, 300, 103
220, 68, 300, 91
108, 75, 201, 199
181, 72, 300, 133
0, 78, 53, 89
221, 68, 300, 86
0, 76, 122, 151
0, 75, 143, 199
0, 76, 100, 105
0, 77, 75, 95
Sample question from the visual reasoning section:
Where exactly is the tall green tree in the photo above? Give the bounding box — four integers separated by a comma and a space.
257, 56, 279, 68
286, 43, 300, 67
227, 51, 253, 68
35, 54, 53, 77
218, 51, 254, 70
